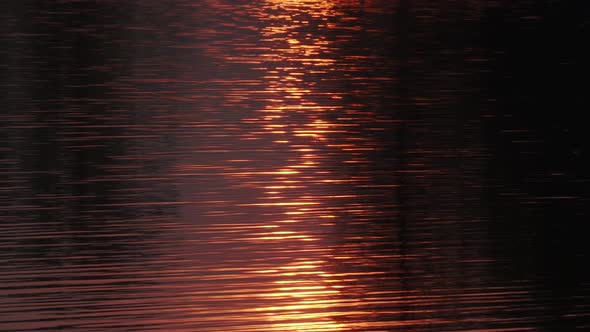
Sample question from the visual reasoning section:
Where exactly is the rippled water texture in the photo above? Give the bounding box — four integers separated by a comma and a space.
1, 0, 589, 331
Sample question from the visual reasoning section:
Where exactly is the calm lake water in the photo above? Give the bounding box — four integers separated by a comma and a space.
1, 0, 589, 331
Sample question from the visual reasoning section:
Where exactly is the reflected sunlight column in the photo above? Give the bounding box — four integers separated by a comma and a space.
243, 0, 359, 331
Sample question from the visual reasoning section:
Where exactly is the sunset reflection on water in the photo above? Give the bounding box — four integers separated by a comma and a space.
246, 1, 364, 330
2, 0, 587, 331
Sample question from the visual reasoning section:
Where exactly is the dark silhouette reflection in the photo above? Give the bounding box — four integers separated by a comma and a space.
329, 0, 590, 331
1, 2, 181, 331
481, 1, 590, 330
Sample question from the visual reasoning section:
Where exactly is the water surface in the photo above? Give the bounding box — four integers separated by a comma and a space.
1, 1, 589, 331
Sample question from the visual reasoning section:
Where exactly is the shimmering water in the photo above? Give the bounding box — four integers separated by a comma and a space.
1, 1, 589, 331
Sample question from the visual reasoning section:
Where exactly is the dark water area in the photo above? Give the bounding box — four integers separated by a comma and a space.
1, 1, 589, 331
